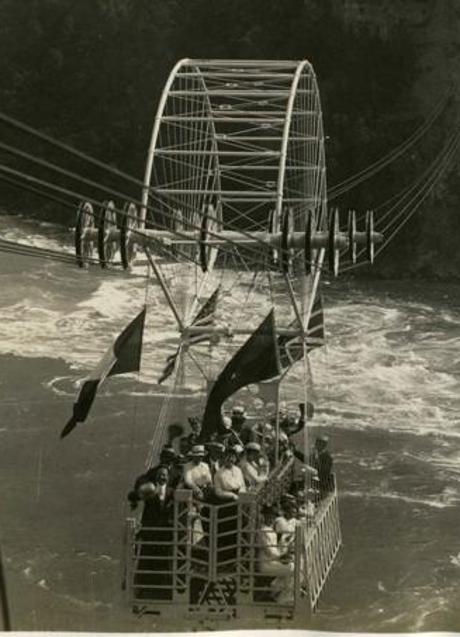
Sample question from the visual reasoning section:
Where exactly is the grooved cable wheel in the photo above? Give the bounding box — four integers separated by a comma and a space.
75, 201, 95, 268
120, 202, 139, 270
97, 200, 118, 268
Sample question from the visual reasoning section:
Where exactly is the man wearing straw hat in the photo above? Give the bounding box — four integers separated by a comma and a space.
183, 445, 212, 501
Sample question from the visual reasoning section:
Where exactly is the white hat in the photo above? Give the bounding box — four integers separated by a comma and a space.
222, 416, 232, 429
190, 445, 206, 457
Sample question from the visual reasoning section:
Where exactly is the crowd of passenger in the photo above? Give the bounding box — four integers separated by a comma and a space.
128, 405, 310, 508
128, 404, 334, 604
128, 403, 334, 517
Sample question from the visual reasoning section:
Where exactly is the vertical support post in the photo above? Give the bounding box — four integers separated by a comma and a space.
123, 519, 136, 608
274, 379, 281, 464
293, 524, 302, 608
210, 505, 218, 582
0, 545, 12, 631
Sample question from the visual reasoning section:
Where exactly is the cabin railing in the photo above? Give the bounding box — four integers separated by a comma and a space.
303, 476, 342, 609
122, 462, 341, 622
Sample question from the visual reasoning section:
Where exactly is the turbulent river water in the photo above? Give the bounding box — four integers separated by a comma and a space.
0, 214, 459, 632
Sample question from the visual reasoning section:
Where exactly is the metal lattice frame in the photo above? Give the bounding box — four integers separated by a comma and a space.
141, 59, 328, 320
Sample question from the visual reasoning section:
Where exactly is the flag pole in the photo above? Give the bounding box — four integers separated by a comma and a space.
0, 544, 12, 631
274, 378, 281, 464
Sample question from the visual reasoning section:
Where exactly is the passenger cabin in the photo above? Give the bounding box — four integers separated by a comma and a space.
122, 455, 341, 626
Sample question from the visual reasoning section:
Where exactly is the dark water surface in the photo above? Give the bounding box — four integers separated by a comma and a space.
0, 215, 460, 631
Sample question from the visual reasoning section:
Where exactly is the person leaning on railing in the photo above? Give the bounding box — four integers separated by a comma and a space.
130, 465, 175, 601
213, 447, 246, 501
309, 436, 334, 496
205, 441, 225, 479
127, 446, 176, 510
183, 445, 213, 501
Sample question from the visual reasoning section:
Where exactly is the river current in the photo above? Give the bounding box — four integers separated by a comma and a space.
0, 213, 459, 631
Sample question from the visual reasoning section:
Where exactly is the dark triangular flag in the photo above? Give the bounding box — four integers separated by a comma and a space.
201, 309, 281, 439
61, 306, 146, 438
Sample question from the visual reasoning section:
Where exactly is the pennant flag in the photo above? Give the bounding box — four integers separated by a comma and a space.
61, 306, 146, 438
278, 294, 325, 368
158, 287, 220, 384
201, 309, 281, 439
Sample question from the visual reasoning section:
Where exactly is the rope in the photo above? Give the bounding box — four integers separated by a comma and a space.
329, 89, 453, 199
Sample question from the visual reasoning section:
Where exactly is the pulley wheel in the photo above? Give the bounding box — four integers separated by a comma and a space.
97, 200, 118, 268
304, 209, 315, 274
199, 203, 222, 273
268, 207, 280, 265
280, 206, 294, 274
348, 209, 357, 264
75, 201, 95, 268
366, 209, 375, 264
328, 207, 340, 277
120, 202, 139, 269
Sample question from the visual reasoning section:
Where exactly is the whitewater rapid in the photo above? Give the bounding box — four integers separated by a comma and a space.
1, 213, 460, 631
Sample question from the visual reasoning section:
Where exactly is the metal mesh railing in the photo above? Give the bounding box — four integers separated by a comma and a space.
123, 470, 341, 619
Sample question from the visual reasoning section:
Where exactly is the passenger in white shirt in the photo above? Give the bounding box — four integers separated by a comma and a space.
214, 448, 246, 501
274, 497, 298, 554
183, 445, 212, 500
258, 505, 294, 604
205, 441, 225, 479
240, 442, 269, 489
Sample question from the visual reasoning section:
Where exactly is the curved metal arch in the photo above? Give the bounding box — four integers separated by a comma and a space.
275, 59, 314, 221
140, 59, 329, 331
141, 57, 191, 228
275, 60, 329, 328
277, 60, 328, 233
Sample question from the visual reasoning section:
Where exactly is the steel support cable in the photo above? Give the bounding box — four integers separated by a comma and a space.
0, 236, 150, 278
328, 89, 453, 200
0, 167, 199, 269
351, 128, 460, 229
0, 140, 277, 267
0, 161, 340, 280
0, 109, 277, 237
339, 126, 460, 268
0, 94, 292, 235
350, 133, 459, 267
0, 181, 310, 296
340, 129, 460, 272
0, 240, 75, 264
2, 84, 442, 240
0, 162, 275, 274
356, 132, 459, 235
0, 110, 143, 187
376, 128, 460, 236
374, 132, 460, 250
0, 171, 76, 210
